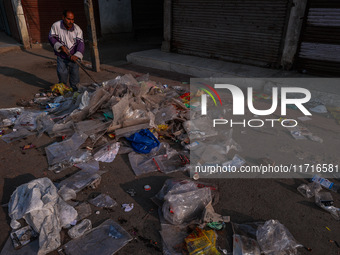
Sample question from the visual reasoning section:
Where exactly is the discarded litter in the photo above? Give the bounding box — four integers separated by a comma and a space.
68, 219, 92, 239
185, 227, 220, 255
122, 203, 134, 212
88, 194, 117, 208
93, 142, 120, 162
62, 219, 132, 255
8, 178, 77, 255
10, 225, 38, 250
144, 185, 151, 191
297, 182, 322, 198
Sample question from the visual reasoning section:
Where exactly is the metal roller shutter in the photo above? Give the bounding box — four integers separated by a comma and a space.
297, 0, 340, 76
171, 0, 290, 68
21, 0, 101, 45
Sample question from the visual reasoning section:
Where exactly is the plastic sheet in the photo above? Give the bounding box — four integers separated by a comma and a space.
47, 121, 75, 138
0, 107, 24, 127
94, 142, 120, 162
1, 129, 33, 143
8, 178, 77, 255
62, 219, 132, 255
68, 219, 92, 239
45, 132, 89, 171
297, 182, 322, 198
88, 194, 117, 208
162, 184, 212, 225
256, 220, 302, 255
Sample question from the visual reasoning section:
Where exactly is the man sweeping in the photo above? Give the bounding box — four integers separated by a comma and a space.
48, 10, 85, 91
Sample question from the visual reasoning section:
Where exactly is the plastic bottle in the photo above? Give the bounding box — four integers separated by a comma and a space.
311, 175, 340, 193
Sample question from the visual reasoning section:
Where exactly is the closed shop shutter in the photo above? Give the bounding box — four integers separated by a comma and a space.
171, 0, 290, 68
297, 0, 340, 76
21, 0, 101, 44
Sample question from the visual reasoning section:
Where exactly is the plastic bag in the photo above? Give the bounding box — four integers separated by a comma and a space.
297, 182, 322, 198
185, 227, 220, 255
0, 107, 24, 127
162, 185, 212, 225
126, 129, 160, 154
36, 112, 55, 136
128, 143, 180, 176
13, 111, 41, 131
8, 178, 77, 255
68, 219, 92, 239
315, 192, 340, 220
45, 132, 89, 171
62, 219, 132, 255
256, 220, 303, 255
58, 169, 102, 193
94, 142, 120, 162
88, 194, 117, 208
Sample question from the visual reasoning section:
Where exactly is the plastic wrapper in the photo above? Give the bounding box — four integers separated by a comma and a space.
45, 132, 89, 171
13, 111, 41, 131
58, 169, 102, 193
88, 87, 111, 116
68, 219, 92, 239
62, 219, 132, 255
1, 129, 34, 143
315, 192, 340, 220
79, 91, 90, 110
256, 220, 303, 255
8, 178, 77, 255
162, 185, 212, 225
185, 227, 220, 255
0, 107, 24, 127
88, 194, 117, 208
75, 119, 111, 142
109, 95, 130, 131
94, 142, 120, 162
128, 143, 182, 176
36, 112, 55, 136
47, 121, 75, 138
297, 182, 322, 198
154, 105, 178, 125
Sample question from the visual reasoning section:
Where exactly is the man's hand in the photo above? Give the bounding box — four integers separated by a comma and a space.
70, 55, 79, 62
59, 46, 70, 56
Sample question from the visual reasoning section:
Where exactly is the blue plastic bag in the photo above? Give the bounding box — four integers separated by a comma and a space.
127, 129, 160, 154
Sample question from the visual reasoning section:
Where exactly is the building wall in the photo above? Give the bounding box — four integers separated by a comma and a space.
98, 0, 132, 34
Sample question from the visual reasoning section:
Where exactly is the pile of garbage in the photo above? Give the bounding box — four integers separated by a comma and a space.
0, 74, 308, 254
